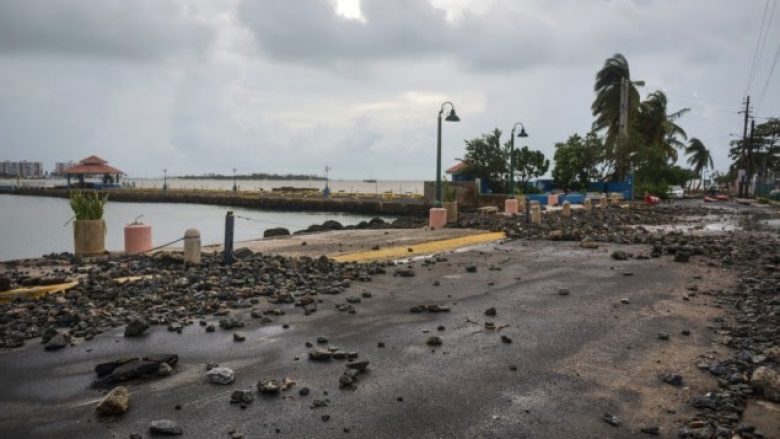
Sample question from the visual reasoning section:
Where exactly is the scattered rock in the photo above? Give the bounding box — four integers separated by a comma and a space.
257, 379, 281, 394
484, 307, 496, 316
557, 288, 570, 296
426, 336, 442, 346
44, 333, 67, 351
206, 367, 235, 385
601, 413, 620, 426
611, 251, 628, 261
233, 332, 246, 342
95, 386, 129, 416
465, 265, 477, 273
660, 373, 684, 387
640, 426, 660, 435
309, 349, 333, 361
751, 366, 780, 402
124, 318, 150, 337
149, 419, 183, 436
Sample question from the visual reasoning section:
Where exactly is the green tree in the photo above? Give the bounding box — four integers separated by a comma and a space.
552, 132, 608, 191
591, 54, 641, 145
634, 91, 689, 163
685, 138, 713, 190
463, 128, 509, 193
512, 146, 549, 192
591, 53, 641, 180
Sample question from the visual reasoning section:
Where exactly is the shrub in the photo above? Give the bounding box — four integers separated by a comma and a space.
69, 191, 108, 220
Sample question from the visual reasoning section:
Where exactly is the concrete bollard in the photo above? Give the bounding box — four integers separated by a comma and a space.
505, 198, 519, 216
562, 201, 571, 217
429, 207, 447, 230
583, 198, 592, 212
610, 192, 621, 206
183, 228, 201, 264
516, 195, 526, 213
600, 194, 608, 209
548, 193, 558, 206
530, 201, 542, 224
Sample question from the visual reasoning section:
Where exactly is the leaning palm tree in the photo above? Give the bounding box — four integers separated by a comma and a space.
636, 91, 689, 162
591, 53, 641, 180
685, 138, 713, 190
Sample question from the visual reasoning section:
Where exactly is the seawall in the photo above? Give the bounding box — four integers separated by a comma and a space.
2, 187, 427, 216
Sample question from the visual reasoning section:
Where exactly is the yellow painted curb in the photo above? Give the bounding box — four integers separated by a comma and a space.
0, 281, 79, 303
0, 275, 153, 303
331, 231, 506, 263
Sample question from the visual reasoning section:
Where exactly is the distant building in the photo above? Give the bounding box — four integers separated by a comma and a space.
53, 161, 77, 176
1, 160, 44, 178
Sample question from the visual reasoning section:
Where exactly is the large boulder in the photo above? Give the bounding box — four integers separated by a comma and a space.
93, 354, 178, 387
321, 220, 343, 231
96, 386, 130, 416
206, 367, 235, 385
0, 276, 12, 291
752, 366, 780, 402
263, 228, 290, 238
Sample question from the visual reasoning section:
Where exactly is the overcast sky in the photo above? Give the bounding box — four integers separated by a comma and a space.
0, 0, 777, 179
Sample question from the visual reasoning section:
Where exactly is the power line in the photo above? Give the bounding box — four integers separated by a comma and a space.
756, 43, 780, 112
746, 0, 771, 95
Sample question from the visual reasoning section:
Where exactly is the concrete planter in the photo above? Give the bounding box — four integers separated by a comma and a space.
74, 219, 106, 256
443, 201, 458, 223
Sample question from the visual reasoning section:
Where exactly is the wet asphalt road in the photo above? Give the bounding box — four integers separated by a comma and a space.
0, 239, 723, 438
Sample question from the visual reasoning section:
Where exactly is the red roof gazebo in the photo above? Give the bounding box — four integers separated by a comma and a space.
64, 155, 124, 187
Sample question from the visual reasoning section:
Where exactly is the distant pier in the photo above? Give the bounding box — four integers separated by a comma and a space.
3, 187, 427, 216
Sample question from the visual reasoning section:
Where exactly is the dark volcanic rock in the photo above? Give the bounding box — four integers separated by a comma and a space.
93, 354, 178, 387
611, 250, 628, 261
44, 334, 67, 351
263, 228, 290, 238
124, 318, 150, 337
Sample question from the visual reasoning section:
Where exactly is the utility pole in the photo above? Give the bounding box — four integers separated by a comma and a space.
747, 118, 755, 197
617, 77, 643, 182
739, 96, 750, 197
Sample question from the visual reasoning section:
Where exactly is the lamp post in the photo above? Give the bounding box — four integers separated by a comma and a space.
162, 168, 168, 192
435, 101, 460, 206
232, 168, 237, 193
508, 122, 528, 196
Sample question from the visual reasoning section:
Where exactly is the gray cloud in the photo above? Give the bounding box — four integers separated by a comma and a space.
0, 0, 776, 180
0, 0, 212, 60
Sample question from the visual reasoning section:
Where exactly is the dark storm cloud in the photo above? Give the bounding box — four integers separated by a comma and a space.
0, 0, 212, 60
237, 0, 748, 72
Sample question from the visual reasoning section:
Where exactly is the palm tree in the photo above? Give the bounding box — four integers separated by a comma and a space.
591, 54, 641, 144
685, 138, 713, 190
635, 91, 689, 162
591, 54, 641, 180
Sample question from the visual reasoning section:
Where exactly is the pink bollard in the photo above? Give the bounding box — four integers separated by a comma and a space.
124, 223, 152, 254
429, 208, 447, 230
505, 199, 518, 216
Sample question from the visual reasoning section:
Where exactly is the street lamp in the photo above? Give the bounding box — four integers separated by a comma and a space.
162, 168, 168, 192
232, 168, 237, 192
435, 101, 460, 206
508, 122, 528, 196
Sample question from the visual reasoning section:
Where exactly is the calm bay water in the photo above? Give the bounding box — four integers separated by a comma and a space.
0, 195, 393, 261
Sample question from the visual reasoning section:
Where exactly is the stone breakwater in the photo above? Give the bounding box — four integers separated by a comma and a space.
6, 187, 428, 216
